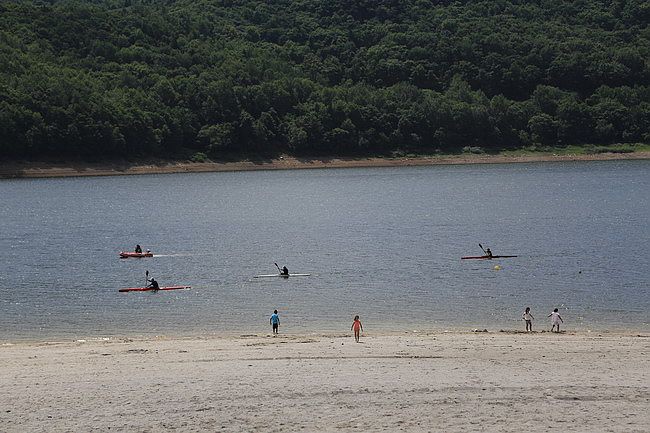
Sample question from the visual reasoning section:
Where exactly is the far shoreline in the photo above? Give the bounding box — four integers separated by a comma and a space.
1, 150, 649, 179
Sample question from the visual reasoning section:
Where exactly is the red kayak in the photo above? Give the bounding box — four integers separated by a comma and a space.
461, 255, 518, 260
119, 285, 190, 293
119, 251, 153, 258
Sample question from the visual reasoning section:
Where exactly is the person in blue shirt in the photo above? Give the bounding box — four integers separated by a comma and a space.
270, 310, 280, 334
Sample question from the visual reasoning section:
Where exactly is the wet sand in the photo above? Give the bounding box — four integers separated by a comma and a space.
1, 151, 649, 179
1, 331, 648, 432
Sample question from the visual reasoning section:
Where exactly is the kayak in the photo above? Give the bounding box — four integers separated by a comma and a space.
254, 273, 311, 278
119, 285, 190, 292
119, 251, 153, 258
461, 255, 518, 260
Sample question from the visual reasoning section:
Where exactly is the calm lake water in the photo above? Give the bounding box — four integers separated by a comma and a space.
1, 160, 649, 340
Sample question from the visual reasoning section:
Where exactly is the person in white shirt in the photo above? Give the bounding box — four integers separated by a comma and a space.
522, 307, 534, 331
548, 308, 563, 332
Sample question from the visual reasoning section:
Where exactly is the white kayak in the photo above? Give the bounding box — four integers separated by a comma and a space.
254, 273, 311, 278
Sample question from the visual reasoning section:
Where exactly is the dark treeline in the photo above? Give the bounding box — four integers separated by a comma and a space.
0, 0, 648, 159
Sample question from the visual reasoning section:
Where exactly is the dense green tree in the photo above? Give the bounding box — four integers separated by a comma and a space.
0, 0, 648, 159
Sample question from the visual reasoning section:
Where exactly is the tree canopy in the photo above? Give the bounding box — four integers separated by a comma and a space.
1, 0, 648, 159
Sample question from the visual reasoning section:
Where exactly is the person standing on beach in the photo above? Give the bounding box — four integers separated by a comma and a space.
522, 307, 534, 331
548, 308, 563, 332
270, 310, 280, 335
351, 315, 363, 343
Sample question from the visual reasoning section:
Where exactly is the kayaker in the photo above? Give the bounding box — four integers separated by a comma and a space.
147, 277, 159, 291
486, 248, 493, 258
135, 244, 142, 254
281, 266, 289, 275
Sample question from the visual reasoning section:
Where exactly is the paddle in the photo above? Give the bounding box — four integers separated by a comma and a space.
478, 243, 487, 254
145, 270, 149, 287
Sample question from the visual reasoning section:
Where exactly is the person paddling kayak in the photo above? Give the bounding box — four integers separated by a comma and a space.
135, 244, 142, 254
273, 262, 290, 276
486, 248, 493, 258
146, 277, 159, 291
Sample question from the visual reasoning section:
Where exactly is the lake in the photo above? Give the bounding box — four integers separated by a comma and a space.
1, 160, 648, 341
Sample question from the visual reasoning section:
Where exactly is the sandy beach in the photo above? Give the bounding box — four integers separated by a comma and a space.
1, 331, 648, 432
1, 151, 649, 179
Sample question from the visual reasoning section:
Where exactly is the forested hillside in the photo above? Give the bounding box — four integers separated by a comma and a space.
1, 0, 648, 159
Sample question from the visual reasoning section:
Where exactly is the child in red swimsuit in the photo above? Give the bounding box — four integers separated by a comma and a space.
351, 315, 363, 343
